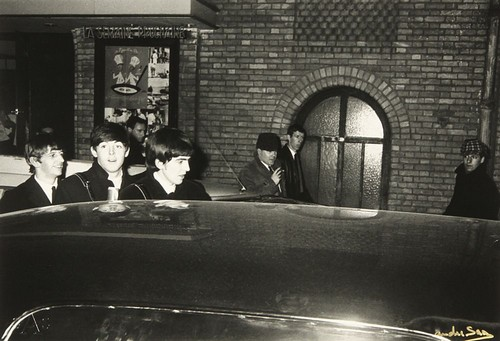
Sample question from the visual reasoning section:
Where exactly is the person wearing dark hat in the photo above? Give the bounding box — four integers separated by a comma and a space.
238, 132, 286, 196
444, 138, 499, 220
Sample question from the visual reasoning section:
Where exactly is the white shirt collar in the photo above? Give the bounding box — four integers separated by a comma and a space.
153, 171, 176, 194
34, 175, 58, 203
260, 161, 272, 171
287, 145, 297, 159
107, 170, 123, 189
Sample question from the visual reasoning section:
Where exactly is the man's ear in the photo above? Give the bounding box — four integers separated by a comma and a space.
125, 147, 130, 158
480, 156, 485, 164
154, 159, 164, 169
90, 147, 98, 158
29, 157, 41, 169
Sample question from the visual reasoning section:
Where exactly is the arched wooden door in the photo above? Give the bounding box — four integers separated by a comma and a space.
297, 87, 390, 209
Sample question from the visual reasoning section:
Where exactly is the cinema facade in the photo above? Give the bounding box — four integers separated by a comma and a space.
0, 0, 499, 213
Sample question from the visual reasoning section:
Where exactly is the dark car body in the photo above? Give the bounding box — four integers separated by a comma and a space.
1, 200, 499, 340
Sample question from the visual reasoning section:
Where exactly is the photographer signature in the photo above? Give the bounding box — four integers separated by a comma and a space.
435, 325, 494, 341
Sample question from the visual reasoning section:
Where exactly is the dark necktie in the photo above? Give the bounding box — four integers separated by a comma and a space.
295, 154, 304, 193
51, 186, 56, 203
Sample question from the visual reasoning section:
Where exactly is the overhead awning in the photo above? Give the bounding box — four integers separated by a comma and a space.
0, 0, 218, 33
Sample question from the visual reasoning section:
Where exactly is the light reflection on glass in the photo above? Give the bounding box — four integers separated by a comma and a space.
346, 98, 383, 138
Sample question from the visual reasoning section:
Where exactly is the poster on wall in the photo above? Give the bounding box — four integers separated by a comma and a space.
104, 46, 170, 135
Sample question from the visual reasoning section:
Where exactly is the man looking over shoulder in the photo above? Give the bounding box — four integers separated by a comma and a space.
55, 122, 132, 203
125, 115, 147, 166
239, 132, 286, 197
444, 138, 499, 220
119, 127, 210, 200
0, 133, 65, 213
278, 124, 312, 202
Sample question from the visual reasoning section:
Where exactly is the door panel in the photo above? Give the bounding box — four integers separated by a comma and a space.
345, 97, 383, 138
363, 144, 383, 209
342, 143, 362, 208
304, 97, 340, 137
317, 141, 338, 205
301, 138, 320, 203
299, 88, 388, 208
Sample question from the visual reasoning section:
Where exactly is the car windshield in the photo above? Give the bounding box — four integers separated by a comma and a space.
1, 200, 499, 340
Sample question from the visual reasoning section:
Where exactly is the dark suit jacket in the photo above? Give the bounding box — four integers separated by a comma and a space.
55, 161, 134, 204
444, 163, 499, 220
0, 175, 52, 213
119, 171, 211, 200
239, 155, 286, 196
278, 144, 312, 202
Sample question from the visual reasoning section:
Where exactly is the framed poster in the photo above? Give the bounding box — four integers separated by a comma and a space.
95, 38, 179, 134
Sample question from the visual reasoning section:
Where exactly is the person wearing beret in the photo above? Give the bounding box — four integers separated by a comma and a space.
444, 138, 499, 220
239, 132, 286, 197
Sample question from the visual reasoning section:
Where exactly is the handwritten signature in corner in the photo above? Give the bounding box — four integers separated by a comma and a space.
435, 325, 494, 341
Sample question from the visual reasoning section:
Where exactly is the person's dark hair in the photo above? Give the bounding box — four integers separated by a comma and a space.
90, 122, 129, 149
126, 115, 147, 130
145, 127, 193, 170
287, 124, 306, 137
25, 133, 62, 173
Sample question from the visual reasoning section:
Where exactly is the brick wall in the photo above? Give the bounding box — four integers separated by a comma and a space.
73, 28, 96, 160
196, 0, 494, 214
71, 0, 498, 214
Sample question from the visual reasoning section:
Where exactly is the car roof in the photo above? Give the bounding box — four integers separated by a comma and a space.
1, 200, 499, 337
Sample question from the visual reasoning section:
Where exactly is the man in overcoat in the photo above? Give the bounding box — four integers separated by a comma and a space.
239, 132, 286, 197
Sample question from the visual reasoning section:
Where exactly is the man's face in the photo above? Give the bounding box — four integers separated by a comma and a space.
157, 156, 191, 186
130, 123, 146, 143
288, 131, 305, 152
35, 148, 65, 179
463, 153, 484, 174
91, 141, 129, 174
257, 149, 277, 167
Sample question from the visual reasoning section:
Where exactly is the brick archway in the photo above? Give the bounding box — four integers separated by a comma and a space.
274, 66, 409, 142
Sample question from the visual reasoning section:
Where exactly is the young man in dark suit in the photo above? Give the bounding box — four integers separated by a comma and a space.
120, 127, 210, 200
278, 124, 312, 202
55, 122, 132, 203
125, 115, 147, 166
0, 133, 65, 213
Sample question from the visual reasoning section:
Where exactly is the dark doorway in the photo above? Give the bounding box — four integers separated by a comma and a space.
17, 33, 74, 158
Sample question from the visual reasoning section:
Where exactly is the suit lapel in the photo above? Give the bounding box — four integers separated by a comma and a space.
26, 176, 51, 206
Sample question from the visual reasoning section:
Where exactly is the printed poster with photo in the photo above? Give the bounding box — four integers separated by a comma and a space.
104, 46, 170, 135
104, 46, 149, 108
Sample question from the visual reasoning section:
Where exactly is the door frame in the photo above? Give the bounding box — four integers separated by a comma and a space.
295, 86, 391, 209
